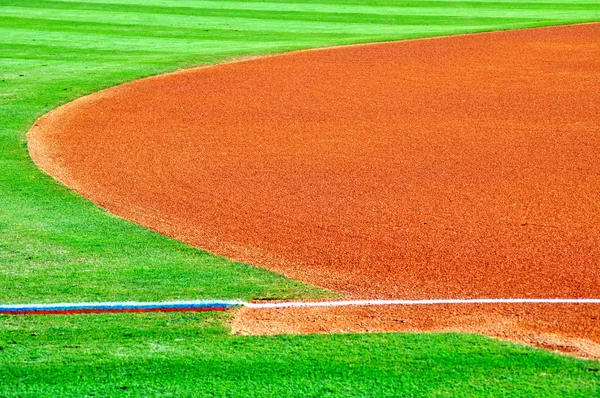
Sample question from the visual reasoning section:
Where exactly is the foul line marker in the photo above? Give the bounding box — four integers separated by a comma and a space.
244, 298, 600, 308
1, 298, 600, 315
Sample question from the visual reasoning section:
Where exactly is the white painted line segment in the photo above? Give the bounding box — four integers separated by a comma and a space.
243, 298, 600, 309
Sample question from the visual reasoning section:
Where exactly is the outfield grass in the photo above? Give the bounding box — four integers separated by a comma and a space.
2, 0, 600, 395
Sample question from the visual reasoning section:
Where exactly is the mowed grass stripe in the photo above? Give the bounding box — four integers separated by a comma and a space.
0, 28, 306, 54
11, 0, 600, 21
46, 0, 600, 12
0, 6, 556, 35
0, 44, 183, 62
0, 9, 559, 31
0, 16, 358, 42
8, 24, 550, 56
216, 0, 600, 5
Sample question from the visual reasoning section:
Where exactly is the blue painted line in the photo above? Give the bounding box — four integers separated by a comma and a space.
0, 300, 244, 314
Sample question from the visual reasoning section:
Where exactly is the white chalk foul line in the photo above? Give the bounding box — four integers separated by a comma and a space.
244, 298, 600, 309
2, 298, 600, 314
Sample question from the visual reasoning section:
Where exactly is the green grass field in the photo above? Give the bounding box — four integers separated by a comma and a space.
2, 0, 600, 395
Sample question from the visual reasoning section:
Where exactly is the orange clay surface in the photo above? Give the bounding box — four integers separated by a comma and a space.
28, 24, 600, 355
232, 304, 600, 360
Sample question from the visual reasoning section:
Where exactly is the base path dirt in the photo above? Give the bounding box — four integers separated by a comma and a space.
232, 303, 600, 360
28, 24, 600, 355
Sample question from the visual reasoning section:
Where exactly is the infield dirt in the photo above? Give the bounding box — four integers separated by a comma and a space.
28, 24, 600, 357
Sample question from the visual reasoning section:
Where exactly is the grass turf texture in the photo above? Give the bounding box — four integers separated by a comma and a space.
1, 313, 600, 397
1, 0, 600, 395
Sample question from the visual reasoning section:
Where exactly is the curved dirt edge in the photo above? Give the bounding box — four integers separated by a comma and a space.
27, 23, 600, 359
26, 21, 600, 191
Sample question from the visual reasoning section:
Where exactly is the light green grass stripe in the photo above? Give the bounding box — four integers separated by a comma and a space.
3, 23, 566, 60
0, 7, 524, 35
50, 0, 600, 16
48, 0, 600, 7
0, 16, 357, 42
16, 1, 600, 19
0, 46, 158, 63
0, 28, 303, 54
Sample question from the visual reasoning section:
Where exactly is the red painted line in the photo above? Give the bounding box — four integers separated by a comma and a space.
1, 307, 229, 315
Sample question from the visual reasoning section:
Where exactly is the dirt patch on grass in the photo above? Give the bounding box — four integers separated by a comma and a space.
232, 304, 600, 360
